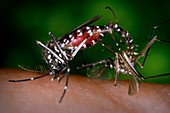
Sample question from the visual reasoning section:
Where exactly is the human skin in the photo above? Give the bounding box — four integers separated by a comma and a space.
0, 69, 170, 113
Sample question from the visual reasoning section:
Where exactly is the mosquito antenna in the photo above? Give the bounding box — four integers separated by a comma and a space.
105, 6, 118, 23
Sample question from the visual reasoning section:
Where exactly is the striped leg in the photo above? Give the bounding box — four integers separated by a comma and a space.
139, 20, 170, 67
58, 67, 70, 103
9, 73, 51, 82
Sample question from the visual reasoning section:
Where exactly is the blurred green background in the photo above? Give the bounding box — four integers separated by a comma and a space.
1, 0, 170, 83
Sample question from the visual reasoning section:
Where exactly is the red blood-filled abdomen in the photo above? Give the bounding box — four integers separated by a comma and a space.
66, 32, 100, 49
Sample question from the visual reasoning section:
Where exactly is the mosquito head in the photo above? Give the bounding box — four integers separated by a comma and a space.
105, 6, 119, 32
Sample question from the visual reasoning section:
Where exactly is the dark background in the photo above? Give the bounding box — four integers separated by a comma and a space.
1, 0, 170, 83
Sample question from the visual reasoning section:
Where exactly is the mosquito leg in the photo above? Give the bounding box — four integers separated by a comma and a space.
157, 39, 170, 43
9, 73, 51, 82
98, 40, 116, 54
140, 24, 160, 67
58, 67, 70, 103
118, 51, 144, 81
109, 32, 124, 52
144, 73, 170, 79
113, 53, 119, 86
134, 36, 157, 68
135, 36, 170, 68
77, 39, 116, 70
36, 41, 65, 64
51, 66, 69, 83
77, 59, 108, 69
18, 65, 41, 73
58, 65, 74, 83
18, 65, 48, 74
51, 66, 67, 82
71, 37, 88, 58
141, 46, 151, 67
139, 19, 170, 67
48, 32, 69, 61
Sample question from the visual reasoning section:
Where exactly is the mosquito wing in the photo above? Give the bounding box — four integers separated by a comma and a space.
128, 74, 140, 95
87, 63, 114, 80
59, 15, 102, 40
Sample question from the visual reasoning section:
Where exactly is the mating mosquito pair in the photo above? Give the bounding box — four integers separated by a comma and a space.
9, 7, 170, 102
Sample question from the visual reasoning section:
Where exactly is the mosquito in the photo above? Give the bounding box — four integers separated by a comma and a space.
9, 15, 102, 103
78, 7, 170, 95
